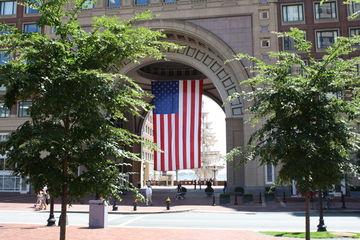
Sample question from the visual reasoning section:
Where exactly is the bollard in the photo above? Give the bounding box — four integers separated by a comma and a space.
133, 200, 137, 211
259, 192, 262, 204
341, 192, 346, 209
112, 198, 118, 211
234, 194, 238, 205
166, 197, 171, 210
283, 192, 286, 203
212, 195, 216, 206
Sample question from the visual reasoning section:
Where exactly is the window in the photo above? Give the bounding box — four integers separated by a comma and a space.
82, 0, 95, 9
0, 1, 16, 16
24, 6, 39, 14
349, 1, 360, 15
283, 36, 295, 51
350, 28, 360, 37
265, 164, 275, 184
259, 10, 269, 20
316, 30, 338, 49
282, 4, 304, 22
0, 157, 5, 170
23, 23, 40, 33
0, 133, 9, 142
0, 103, 10, 118
18, 101, 31, 117
261, 39, 270, 48
163, 0, 176, 3
108, 0, 120, 8
134, 0, 148, 6
314, 1, 337, 20
0, 51, 10, 65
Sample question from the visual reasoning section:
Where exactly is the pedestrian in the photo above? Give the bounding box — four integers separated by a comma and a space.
35, 190, 46, 210
223, 181, 228, 194
194, 180, 197, 190
34, 190, 42, 209
44, 189, 50, 206
145, 181, 153, 206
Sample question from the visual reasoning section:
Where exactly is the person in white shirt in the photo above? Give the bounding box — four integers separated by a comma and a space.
145, 181, 153, 206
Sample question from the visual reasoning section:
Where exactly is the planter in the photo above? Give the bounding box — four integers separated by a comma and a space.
265, 193, 275, 202
242, 194, 253, 203
219, 194, 231, 205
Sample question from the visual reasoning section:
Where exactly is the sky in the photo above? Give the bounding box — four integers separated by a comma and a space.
202, 95, 226, 155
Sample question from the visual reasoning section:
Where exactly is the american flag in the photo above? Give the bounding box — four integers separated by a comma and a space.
152, 80, 203, 171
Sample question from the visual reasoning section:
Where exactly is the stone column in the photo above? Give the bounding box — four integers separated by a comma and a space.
226, 117, 245, 189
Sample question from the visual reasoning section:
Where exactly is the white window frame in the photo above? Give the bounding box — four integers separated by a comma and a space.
282, 4, 304, 23
314, 1, 337, 20
260, 39, 271, 48
107, 0, 121, 8
0, 102, 10, 118
0, 1, 17, 16
265, 164, 275, 184
348, 1, 360, 16
259, 10, 270, 20
349, 27, 360, 37
18, 100, 32, 117
22, 23, 40, 33
315, 29, 339, 50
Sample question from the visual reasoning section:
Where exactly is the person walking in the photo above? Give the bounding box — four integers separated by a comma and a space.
35, 190, 47, 210
145, 181, 153, 206
223, 181, 228, 194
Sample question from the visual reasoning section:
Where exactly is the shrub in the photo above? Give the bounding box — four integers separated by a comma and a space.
234, 186, 244, 195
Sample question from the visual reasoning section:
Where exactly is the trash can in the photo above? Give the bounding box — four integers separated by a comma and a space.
89, 199, 108, 228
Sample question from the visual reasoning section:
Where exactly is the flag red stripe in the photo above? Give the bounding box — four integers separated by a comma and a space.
168, 114, 172, 171
175, 114, 179, 169
198, 80, 203, 168
160, 115, 165, 171
182, 80, 187, 169
190, 80, 196, 169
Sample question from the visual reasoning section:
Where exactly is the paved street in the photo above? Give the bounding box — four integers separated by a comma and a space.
0, 210, 359, 232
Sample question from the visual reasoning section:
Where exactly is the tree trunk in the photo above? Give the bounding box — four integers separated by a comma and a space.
305, 192, 311, 240
59, 171, 68, 240
60, 118, 70, 240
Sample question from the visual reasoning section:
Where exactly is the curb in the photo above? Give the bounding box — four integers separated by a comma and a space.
51, 208, 194, 215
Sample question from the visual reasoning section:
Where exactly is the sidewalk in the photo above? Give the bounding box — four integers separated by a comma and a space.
1, 187, 359, 214
0, 224, 283, 240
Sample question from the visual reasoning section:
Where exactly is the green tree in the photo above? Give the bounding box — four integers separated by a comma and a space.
0, 1, 176, 240
228, 28, 360, 240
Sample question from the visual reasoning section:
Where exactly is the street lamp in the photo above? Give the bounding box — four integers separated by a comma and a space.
317, 191, 327, 232
47, 196, 56, 226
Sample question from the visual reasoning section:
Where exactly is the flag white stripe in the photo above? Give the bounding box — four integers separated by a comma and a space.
194, 80, 200, 169
186, 80, 191, 169
178, 81, 184, 169
156, 114, 161, 171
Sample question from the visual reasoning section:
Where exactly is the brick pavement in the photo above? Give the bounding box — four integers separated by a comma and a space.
0, 224, 284, 240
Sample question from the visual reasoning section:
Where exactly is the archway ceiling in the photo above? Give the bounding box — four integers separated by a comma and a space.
127, 62, 223, 109
119, 26, 245, 118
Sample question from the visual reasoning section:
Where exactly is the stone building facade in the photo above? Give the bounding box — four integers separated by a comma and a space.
4, 0, 357, 194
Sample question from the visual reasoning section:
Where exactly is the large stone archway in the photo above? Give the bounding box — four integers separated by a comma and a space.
119, 20, 249, 188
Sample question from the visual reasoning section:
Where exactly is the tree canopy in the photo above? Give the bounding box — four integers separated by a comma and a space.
0, 1, 176, 239
229, 28, 360, 192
